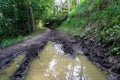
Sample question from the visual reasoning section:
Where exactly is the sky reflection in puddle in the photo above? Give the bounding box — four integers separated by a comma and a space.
25, 42, 107, 80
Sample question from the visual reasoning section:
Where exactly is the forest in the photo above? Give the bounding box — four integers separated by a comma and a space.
0, 0, 53, 47
0, 0, 120, 80
0, 0, 78, 47
0, 0, 119, 55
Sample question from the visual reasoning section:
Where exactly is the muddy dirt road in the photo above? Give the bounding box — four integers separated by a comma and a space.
0, 29, 120, 80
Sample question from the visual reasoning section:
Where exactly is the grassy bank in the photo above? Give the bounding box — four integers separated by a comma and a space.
60, 0, 120, 55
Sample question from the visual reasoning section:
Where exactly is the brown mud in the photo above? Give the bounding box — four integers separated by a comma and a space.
0, 29, 120, 80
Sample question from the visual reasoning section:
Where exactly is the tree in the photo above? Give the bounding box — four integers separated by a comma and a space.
67, 0, 71, 12
27, 0, 35, 33
76, 0, 80, 6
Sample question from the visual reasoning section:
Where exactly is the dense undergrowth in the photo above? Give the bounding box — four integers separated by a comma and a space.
60, 0, 120, 55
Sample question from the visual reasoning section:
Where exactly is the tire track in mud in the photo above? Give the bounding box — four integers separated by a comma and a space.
0, 29, 74, 80
0, 29, 120, 80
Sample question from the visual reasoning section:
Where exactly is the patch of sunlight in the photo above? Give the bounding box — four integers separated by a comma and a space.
80, 0, 85, 3
36, 20, 44, 29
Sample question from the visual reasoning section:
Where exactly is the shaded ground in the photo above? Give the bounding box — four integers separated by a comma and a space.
0, 29, 120, 80
0, 29, 51, 59
0, 29, 50, 70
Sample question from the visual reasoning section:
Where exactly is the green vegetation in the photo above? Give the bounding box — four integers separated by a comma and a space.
60, 0, 120, 55
0, 28, 46, 47
0, 0, 120, 55
0, 0, 54, 47
0, 0, 78, 47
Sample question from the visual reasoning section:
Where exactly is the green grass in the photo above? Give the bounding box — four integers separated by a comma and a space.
60, 0, 120, 55
0, 28, 46, 48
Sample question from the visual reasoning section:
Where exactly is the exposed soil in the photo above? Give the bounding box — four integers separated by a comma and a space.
0, 29, 51, 70
0, 29, 120, 80
71, 36, 120, 80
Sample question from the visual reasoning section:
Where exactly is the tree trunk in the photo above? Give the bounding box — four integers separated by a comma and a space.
67, 0, 71, 13
28, 0, 35, 33
76, 0, 80, 6
60, 0, 63, 19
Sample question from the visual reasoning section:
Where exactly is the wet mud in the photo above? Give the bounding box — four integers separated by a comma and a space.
0, 29, 119, 80
24, 42, 107, 80
11, 41, 47, 80
71, 36, 120, 80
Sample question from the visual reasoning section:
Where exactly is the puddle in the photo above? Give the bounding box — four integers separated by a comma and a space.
0, 54, 25, 80
25, 42, 107, 80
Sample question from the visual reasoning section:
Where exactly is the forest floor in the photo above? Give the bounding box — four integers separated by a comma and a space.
0, 29, 120, 80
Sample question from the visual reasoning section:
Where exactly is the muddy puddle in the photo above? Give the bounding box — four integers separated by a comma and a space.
0, 54, 25, 80
25, 42, 107, 80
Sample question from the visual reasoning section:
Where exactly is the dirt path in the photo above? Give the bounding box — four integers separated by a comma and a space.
0, 29, 51, 59
0, 29, 120, 80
